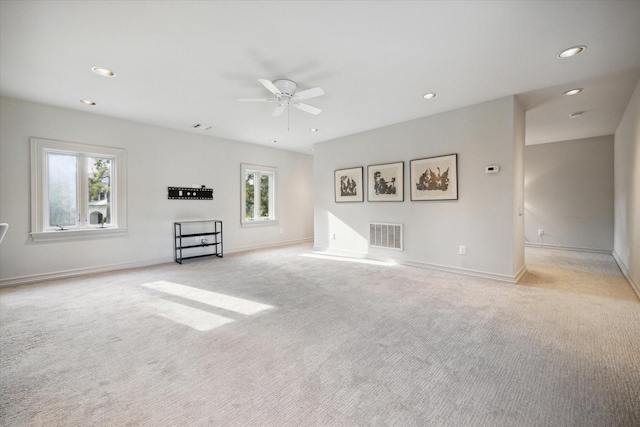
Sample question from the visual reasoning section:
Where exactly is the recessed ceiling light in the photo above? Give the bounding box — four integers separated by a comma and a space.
80, 99, 96, 105
310, 128, 319, 132
557, 45, 586, 59
270, 139, 277, 144
563, 88, 584, 96
423, 93, 437, 99
569, 111, 585, 118
91, 67, 116, 77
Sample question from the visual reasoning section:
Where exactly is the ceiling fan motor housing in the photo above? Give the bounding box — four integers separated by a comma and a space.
273, 79, 298, 98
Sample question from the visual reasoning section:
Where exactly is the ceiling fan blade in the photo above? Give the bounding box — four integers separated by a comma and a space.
293, 87, 324, 100
272, 104, 286, 117
259, 79, 281, 95
293, 102, 321, 115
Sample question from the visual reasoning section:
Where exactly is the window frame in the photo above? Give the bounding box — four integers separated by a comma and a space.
30, 138, 127, 242
240, 163, 278, 227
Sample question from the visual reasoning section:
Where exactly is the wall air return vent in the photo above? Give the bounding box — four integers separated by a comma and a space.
369, 223, 403, 251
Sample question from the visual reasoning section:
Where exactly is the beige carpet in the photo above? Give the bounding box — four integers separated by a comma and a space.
1, 244, 639, 426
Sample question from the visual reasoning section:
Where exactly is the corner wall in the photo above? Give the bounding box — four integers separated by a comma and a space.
513, 97, 526, 278
313, 96, 525, 281
0, 97, 314, 285
613, 78, 640, 297
524, 135, 614, 252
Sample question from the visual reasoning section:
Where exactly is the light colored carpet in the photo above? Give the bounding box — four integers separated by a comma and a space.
1, 244, 639, 426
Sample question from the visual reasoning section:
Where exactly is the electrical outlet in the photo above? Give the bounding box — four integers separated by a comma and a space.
279, 228, 283, 235
538, 229, 544, 236
459, 245, 466, 255
332, 233, 336, 240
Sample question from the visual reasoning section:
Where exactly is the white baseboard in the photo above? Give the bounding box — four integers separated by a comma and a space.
513, 264, 528, 283
525, 242, 611, 254
313, 246, 524, 283
227, 237, 313, 254
311, 245, 368, 259
400, 259, 524, 283
0, 237, 314, 288
612, 250, 640, 301
0, 257, 173, 288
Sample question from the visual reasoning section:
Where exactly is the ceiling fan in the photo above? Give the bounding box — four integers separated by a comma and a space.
239, 79, 324, 117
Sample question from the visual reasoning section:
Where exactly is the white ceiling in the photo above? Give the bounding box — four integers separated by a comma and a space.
1, 1, 639, 154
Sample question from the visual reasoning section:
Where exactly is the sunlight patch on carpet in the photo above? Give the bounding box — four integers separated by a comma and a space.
142, 281, 273, 314
143, 298, 235, 331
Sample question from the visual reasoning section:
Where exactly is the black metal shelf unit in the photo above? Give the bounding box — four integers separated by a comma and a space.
174, 220, 223, 264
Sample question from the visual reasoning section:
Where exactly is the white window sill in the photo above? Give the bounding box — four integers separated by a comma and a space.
31, 227, 128, 242
241, 219, 279, 228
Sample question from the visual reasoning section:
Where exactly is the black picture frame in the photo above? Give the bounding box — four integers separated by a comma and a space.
367, 162, 404, 202
410, 154, 458, 201
334, 167, 364, 202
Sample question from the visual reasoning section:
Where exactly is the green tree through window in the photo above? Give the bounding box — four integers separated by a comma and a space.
245, 173, 255, 219
260, 174, 270, 218
88, 158, 111, 224
241, 164, 276, 224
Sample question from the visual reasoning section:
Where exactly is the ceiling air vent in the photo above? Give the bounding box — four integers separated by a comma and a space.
369, 222, 403, 251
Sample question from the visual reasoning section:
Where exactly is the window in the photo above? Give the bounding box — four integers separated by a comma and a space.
241, 164, 277, 226
30, 138, 127, 241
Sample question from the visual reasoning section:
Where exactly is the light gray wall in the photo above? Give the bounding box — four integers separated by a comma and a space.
0, 97, 314, 284
524, 135, 614, 252
313, 96, 525, 281
614, 78, 640, 292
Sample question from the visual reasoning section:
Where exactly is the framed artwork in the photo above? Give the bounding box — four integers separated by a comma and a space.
367, 162, 404, 202
410, 154, 458, 201
334, 167, 364, 202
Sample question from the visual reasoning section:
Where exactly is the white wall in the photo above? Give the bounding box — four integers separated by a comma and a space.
0, 97, 314, 285
613, 78, 640, 295
313, 96, 525, 281
524, 135, 614, 252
